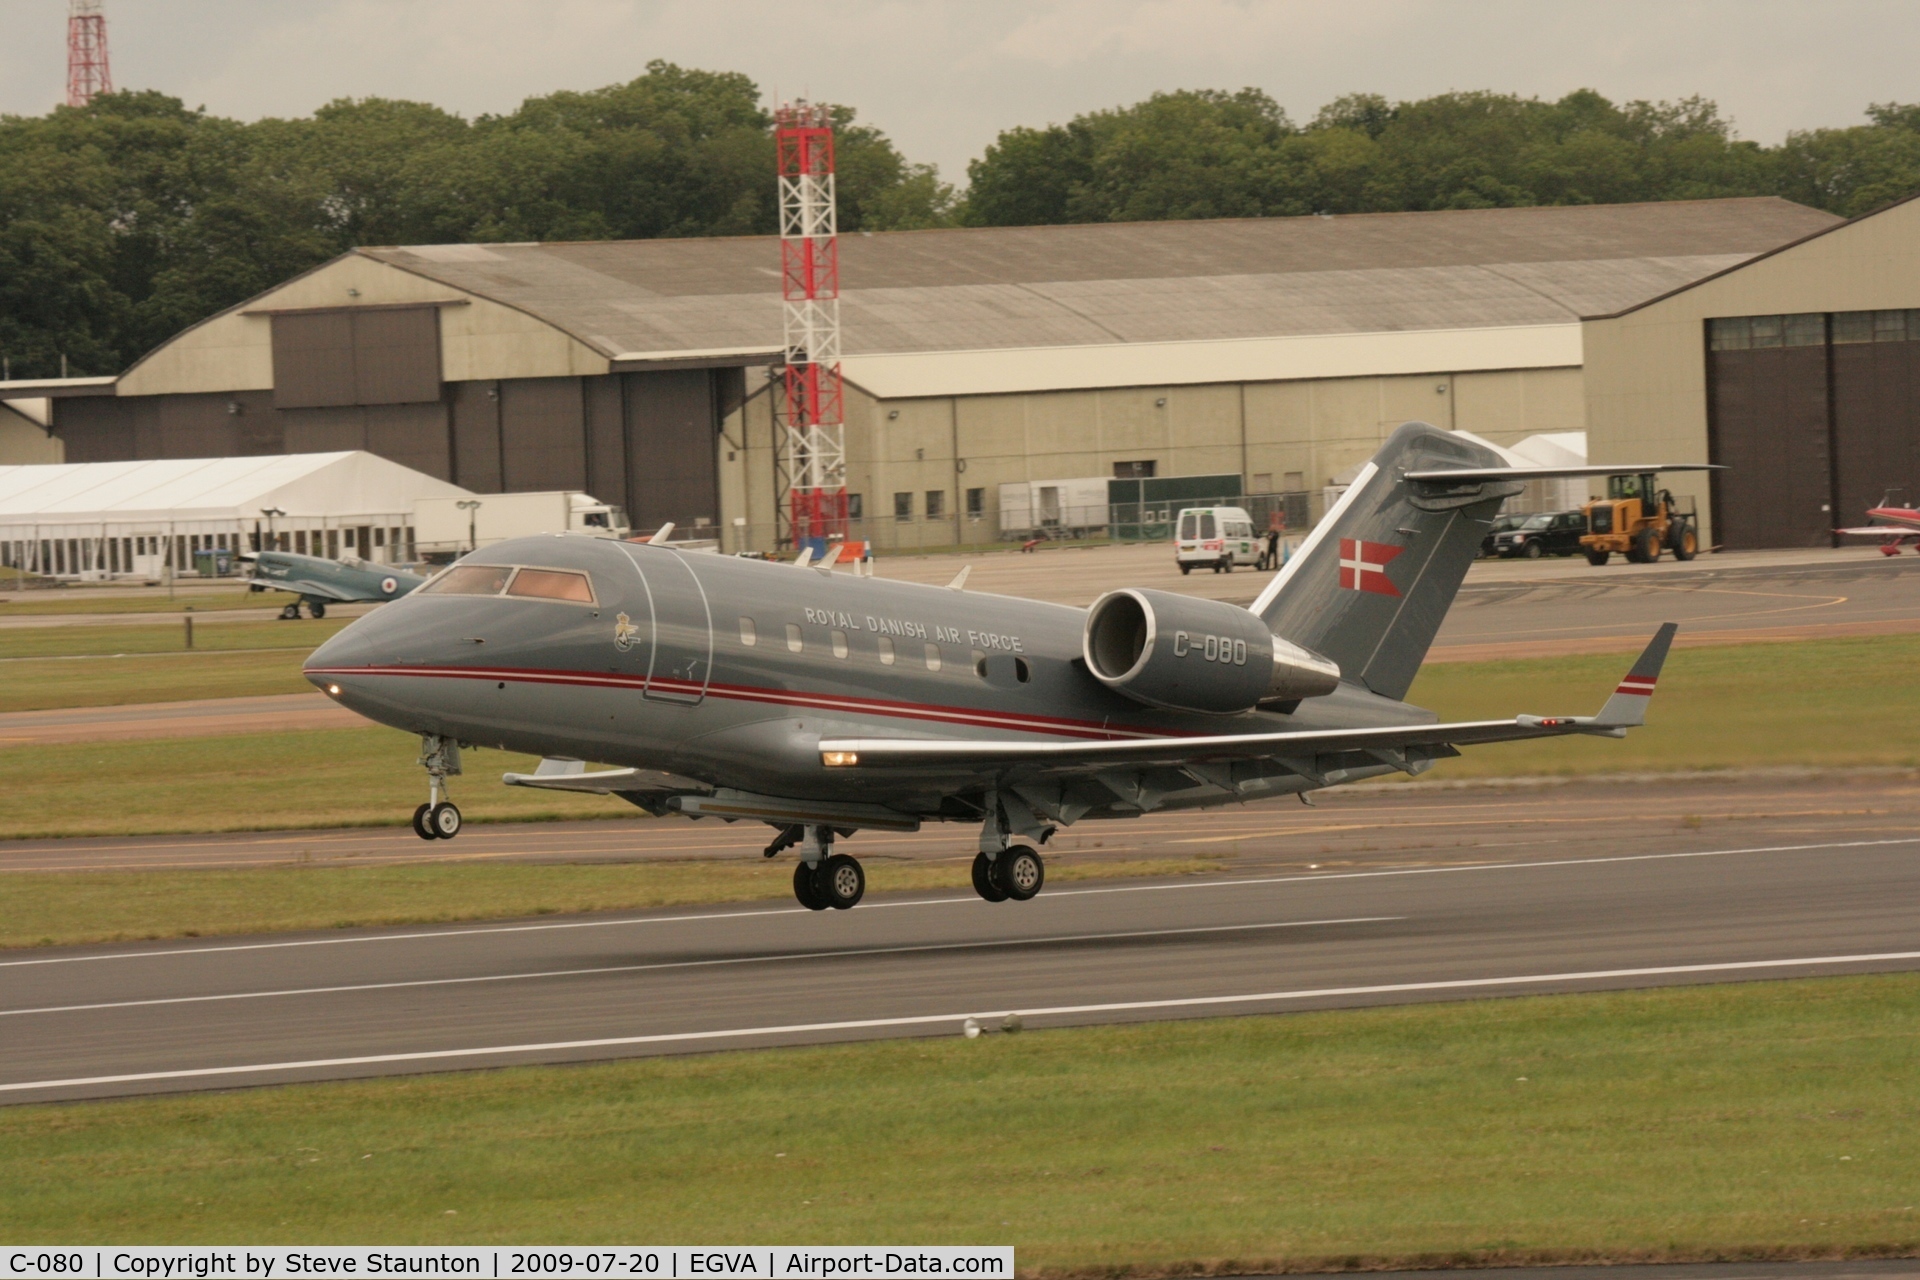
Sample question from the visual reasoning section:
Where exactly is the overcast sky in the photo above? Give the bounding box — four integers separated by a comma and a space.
5, 0, 1919, 182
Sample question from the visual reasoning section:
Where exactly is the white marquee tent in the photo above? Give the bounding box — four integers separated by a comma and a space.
0, 452, 471, 579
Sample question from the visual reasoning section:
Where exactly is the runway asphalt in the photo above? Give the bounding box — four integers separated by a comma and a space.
4, 775, 1917, 1103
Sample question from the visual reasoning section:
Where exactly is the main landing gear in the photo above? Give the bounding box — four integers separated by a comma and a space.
972, 847, 1044, 902
972, 793, 1048, 903
411, 734, 463, 840
783, 825, 866, 910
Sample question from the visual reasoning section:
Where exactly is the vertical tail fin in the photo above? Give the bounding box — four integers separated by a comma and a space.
1249, 422, 1517, 701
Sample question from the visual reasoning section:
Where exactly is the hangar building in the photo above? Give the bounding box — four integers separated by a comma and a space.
9, 197, 1840, 552
1585, 191, 1920, 547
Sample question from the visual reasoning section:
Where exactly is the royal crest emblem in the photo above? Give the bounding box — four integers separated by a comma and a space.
613, 611, 641, 652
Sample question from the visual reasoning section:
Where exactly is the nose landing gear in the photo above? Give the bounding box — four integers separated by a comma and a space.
411, 735, 463, 840
789, 825, 865, 910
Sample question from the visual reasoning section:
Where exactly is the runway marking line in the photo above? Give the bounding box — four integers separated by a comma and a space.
1168, 807, 1891, 844
6, 949, 1920, 1095
0, 917, 1400, 1019
4, 836, 1914, 970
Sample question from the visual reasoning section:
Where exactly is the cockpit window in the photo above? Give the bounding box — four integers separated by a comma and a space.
422, 564, 513, 595
421, 564, 595, 602
506, 568, 595, 603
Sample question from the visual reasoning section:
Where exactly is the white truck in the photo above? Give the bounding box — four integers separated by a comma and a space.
997, 477, 1110, 540
413, 491, 629, 558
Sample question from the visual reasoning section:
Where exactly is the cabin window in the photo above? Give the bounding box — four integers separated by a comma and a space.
972, 649, 988, 678
739, 617, 757, 646
923, 643, 941, 672
422, 564, 513, 596
877, 636, 895, 665
831, 630, 849, 659
786, 623, 803, 653
505, 568, 595, 603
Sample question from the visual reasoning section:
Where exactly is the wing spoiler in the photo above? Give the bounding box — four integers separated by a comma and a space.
821, 624, 1677, 770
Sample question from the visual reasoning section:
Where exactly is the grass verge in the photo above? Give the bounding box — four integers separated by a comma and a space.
0, 650, 330, 712
1408, 632, 1920, 777
0, 588, 289, 616
4, 972, 1916, 1264
0, 856, 1218, 949
0, 728, 618, 838
0, 617, 345, 660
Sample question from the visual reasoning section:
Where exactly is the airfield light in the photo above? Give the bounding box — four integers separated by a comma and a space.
821, 751, 859, 767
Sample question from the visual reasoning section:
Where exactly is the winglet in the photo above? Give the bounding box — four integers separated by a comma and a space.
1593, 623, 1678, 727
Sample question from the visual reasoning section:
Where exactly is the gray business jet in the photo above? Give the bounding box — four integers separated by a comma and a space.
305, 424, 1704, 905
244, 550, 429, 619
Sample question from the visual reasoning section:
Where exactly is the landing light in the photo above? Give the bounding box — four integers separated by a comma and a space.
822, 751, 859, 767
325, 684, 342, 697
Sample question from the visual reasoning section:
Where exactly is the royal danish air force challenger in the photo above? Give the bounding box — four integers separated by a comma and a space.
304, 424, 1710, 910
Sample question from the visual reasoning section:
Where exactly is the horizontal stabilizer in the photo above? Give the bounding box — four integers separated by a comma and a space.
1403, 463, 1721, 482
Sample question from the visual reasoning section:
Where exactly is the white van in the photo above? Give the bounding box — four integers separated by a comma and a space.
1175, 506, 1260, 574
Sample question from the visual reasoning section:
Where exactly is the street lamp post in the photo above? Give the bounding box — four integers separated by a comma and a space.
455, 500, 482, 554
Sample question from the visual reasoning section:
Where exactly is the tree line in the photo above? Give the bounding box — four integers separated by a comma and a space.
5, 66, 1919, 382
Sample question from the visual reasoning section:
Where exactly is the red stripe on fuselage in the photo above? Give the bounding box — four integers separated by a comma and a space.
304, 663, 1185, 741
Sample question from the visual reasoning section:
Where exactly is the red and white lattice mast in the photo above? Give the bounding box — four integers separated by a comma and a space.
775, 101, 846, 550
67, 0, 113, 108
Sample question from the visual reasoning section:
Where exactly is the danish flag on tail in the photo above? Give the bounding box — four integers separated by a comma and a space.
1339, 538, 1404, 596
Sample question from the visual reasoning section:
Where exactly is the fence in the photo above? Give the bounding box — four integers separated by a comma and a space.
717, 491, 1318, 558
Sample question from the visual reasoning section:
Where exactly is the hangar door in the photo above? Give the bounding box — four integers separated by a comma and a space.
1708, 311, 1920, 547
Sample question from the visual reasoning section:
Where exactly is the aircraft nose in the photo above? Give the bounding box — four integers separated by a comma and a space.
303, 618, 377, 686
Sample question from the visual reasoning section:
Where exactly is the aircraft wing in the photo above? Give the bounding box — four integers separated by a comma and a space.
1402, 463, 1721, 482
1835, 524, 1920, 537
822, 624, 1676, 773
251, 574, 357, 602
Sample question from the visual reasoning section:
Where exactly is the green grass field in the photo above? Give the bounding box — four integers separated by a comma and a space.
0, 649, 329, 712
0, 587, 285, 616
1407, 632, 1920, 776
0, 728, 623, 838
5, 973, 1916, 1264
0, 616, 345, 660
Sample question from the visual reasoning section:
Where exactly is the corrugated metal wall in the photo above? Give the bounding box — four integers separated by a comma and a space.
1708, 310, 1920, 546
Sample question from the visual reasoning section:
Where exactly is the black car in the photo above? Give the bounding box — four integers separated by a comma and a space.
1491, 510, 1586, 559
1479, 513, 1526, 556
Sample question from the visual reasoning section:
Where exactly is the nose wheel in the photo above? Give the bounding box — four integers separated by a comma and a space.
411, 735, 464, 840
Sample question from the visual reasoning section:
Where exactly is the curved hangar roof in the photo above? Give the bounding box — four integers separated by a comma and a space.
359, 198, 1838, 397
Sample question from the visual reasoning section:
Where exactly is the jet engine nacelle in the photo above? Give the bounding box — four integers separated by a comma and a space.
1082, 588, 1341, 715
